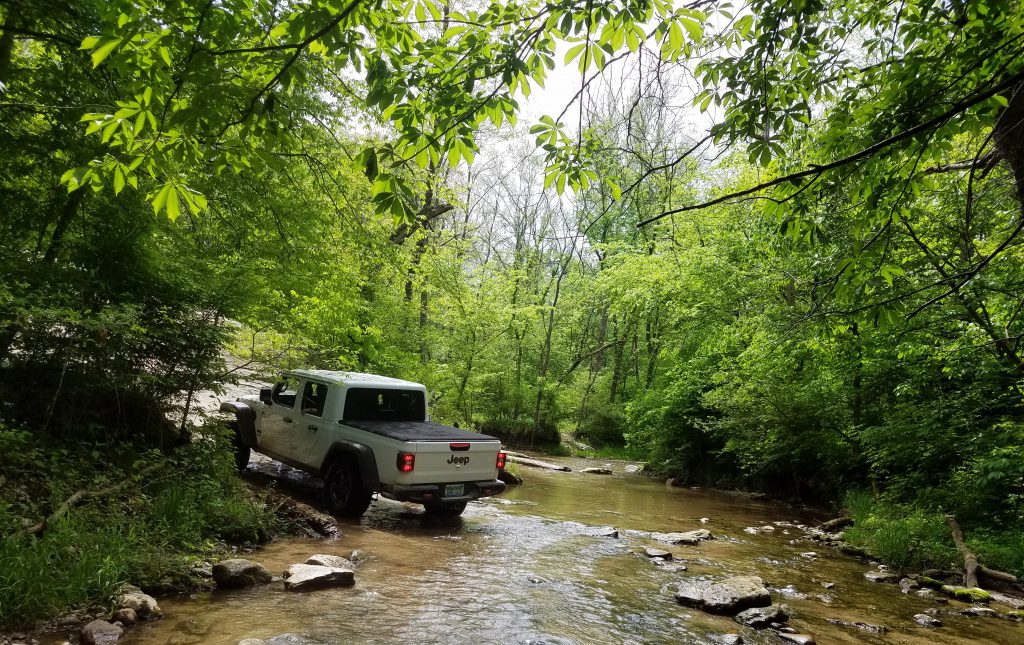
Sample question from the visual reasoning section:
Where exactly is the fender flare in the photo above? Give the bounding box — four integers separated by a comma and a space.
220, 401, 257, 447
322, 441, 380, 490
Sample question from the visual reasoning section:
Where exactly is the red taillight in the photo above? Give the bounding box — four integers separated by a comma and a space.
397, 452, 415, 473
449, 442, 471, 451
496, 451, 507, 470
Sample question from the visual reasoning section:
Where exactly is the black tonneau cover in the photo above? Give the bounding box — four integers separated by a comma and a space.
343, 420, 500, 443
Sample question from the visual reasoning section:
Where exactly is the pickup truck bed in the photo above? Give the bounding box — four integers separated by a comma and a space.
344, 420, 500, 443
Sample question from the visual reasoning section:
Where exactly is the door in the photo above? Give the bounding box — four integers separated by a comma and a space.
294, 380, 330, 464
262, 375, 299, 455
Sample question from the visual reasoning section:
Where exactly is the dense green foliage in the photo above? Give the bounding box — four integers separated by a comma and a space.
0, 423, 278, 625
2, 0, 1024, 622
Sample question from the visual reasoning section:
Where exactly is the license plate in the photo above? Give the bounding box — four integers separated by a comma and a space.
444, 484, 464, 497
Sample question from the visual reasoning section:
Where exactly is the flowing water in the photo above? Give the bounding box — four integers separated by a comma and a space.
125, 456, 1023, 645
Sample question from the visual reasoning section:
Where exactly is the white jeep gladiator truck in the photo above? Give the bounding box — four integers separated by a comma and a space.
221, 370, 506, 517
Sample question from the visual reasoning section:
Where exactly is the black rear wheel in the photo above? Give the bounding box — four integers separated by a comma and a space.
229, 421, 250, 473
424, 501, 467, 518
323, 458, 372, 518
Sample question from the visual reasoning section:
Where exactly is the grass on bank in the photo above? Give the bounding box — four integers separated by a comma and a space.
841, 490, 1024, 577
0, 422, 281, 627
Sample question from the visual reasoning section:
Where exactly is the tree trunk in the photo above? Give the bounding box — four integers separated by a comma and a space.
43, 189, 84, 264
419, 278, 430, 364
0, 17, 16, 86
609, 316, 625, 403
944, 514, 979, 588
994, 81, 1024, 209
851, 322, 862, 429
644, 307, 660, 389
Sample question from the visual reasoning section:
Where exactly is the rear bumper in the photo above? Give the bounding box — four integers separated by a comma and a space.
382, 479, 506, 504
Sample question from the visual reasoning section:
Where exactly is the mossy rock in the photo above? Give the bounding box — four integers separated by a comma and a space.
1005, 610, 1024, 620
918, 576, 944, 588
940, 585, 991, 603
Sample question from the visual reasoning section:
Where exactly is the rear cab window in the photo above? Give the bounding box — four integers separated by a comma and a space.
343, 388, 425, 422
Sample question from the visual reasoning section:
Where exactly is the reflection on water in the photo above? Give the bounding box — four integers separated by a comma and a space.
125, 455, 1023, 645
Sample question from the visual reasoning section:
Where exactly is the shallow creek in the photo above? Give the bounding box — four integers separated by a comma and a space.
126, 456, 1022, 645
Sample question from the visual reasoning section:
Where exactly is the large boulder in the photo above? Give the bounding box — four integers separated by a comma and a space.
734, 604, 789, 628
304, 554, 356, 569
116, 591, 160, 619
653, 529, 713, 545
213, 558, 273, 588
81, 619, 123, 645
283, 563, 355, 591
675, 576, 772, 615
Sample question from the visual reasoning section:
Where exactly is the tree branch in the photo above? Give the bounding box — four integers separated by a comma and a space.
639, 67, 1024, 227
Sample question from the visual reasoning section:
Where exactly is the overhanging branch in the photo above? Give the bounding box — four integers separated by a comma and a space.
638, 67, 1024, 227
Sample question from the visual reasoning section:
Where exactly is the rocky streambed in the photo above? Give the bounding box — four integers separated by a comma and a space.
24, 454, 1024, 645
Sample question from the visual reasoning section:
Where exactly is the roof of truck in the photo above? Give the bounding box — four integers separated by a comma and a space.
284, 370, 425, 389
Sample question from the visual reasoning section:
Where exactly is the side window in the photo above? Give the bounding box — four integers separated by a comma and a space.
271, 376, 299, 408
301, 381, 329, 418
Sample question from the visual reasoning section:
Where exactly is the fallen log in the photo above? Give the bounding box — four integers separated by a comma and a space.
944, 514, 979, 588
505, 454, 571, 472
979, 565, 1019, 585
820, 516, 854, 532
15, 462, 163, 539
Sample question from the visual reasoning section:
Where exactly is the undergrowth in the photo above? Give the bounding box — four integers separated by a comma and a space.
0, 422, 281, 627
841, 490, 1023, 577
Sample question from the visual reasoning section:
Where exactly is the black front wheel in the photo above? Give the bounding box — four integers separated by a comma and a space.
323, 458, 372, 518
229, 421, 250, 473
424, 501, 468, 518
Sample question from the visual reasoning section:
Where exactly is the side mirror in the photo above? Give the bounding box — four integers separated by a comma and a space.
259, 387, 272, 404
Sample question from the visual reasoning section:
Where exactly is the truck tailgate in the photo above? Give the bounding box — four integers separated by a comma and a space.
410, 440, 501, 485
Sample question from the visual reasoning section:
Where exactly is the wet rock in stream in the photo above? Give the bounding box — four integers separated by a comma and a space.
282, 563, 355, 591
304, 553, 356, 569
915, 613, 943, 627
776, 633, 815, 645
652, 529, 712, 545
825, 618, 887, 634
643, 547, 672, 560
80, 619, 123, 645
675, 576, 772, 614
733, 604, 789, 628
581, 467, 613, 474
213, 559, 273, 588
863, 569, 901, 583
238, 635, 329, 645
110, 608, 137, 626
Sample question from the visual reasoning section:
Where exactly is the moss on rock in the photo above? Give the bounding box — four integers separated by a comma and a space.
940, 585, 992, 603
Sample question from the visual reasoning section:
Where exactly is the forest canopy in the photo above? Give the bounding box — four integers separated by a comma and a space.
2, 0, 1024, 577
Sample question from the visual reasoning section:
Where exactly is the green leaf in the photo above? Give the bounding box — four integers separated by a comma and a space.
90, 37, 123, 68
152, 182, 173, 216
113, 167, 126, 195
564, 43, 587, 64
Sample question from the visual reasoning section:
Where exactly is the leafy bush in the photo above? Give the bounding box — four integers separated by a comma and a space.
842, 494, 959, 572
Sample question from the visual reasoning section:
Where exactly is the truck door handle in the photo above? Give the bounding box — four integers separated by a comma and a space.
307, 425, 318, 432
283, 417, 292, 423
